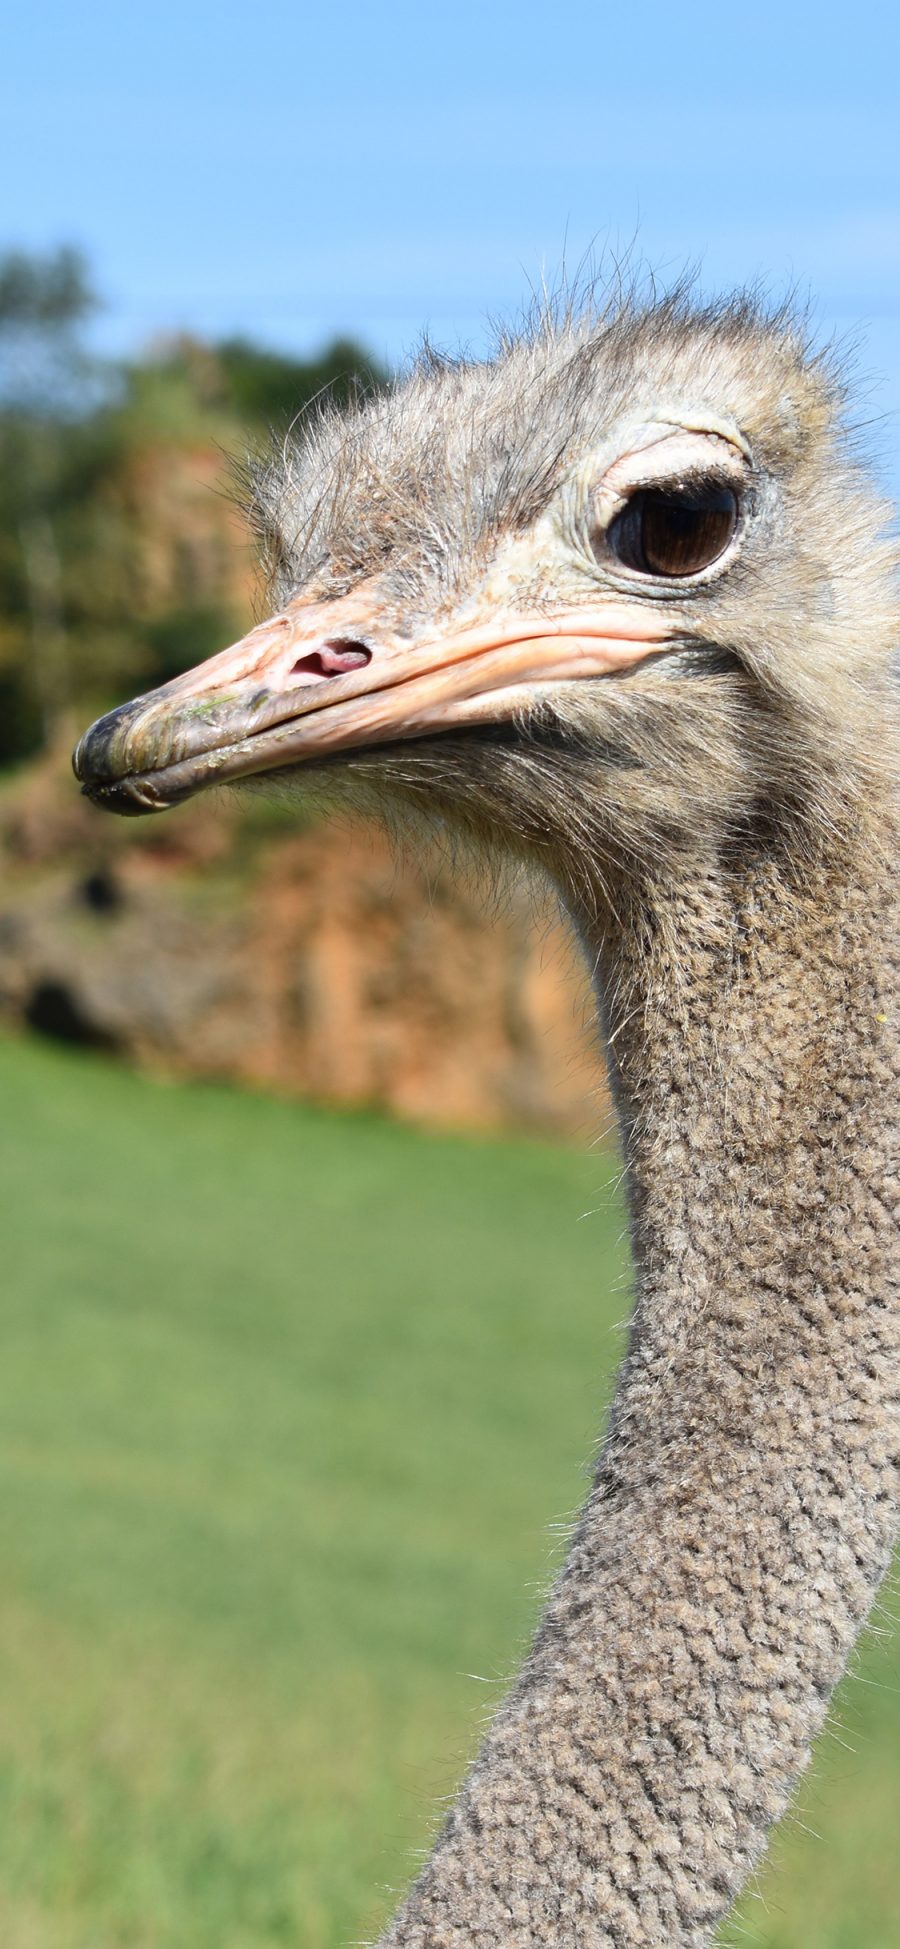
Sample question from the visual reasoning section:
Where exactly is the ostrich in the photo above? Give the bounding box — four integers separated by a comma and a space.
73, 289, 899, 1947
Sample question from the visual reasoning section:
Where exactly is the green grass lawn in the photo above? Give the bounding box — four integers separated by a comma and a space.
0, 1034, 897, 1949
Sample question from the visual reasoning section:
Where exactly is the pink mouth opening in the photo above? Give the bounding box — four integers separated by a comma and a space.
290, 639, 373, 682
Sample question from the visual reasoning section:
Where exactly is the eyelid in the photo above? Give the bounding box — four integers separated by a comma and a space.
595, 429, 748, 523
639, 469, 738, 497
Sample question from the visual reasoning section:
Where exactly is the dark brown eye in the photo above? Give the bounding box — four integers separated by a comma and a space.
606, 481, 739, 577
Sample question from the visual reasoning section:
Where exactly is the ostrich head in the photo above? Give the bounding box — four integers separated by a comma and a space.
73, 292, 898, 906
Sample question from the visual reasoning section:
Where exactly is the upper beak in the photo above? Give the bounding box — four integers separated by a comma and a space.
73, 588, 670, 815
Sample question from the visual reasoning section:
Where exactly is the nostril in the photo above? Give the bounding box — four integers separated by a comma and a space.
290, 638, 373, 680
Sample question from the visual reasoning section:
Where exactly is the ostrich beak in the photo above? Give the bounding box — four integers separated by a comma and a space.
73, 589, 670, 815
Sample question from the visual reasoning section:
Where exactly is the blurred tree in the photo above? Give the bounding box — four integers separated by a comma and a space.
215, 333, 386, 425
0, 247, 98, 754
0, 248, 386, 767
0, 245, 98, 416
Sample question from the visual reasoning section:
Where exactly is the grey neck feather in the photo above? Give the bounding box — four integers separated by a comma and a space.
378, 824, 900, 1947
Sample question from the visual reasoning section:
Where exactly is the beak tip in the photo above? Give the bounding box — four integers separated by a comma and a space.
72, 696, 168, 814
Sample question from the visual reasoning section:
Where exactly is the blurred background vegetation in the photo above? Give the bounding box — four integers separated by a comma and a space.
1, 247, 898, 1949
0, 244, 385, 763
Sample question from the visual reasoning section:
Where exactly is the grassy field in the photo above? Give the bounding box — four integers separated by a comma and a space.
0, 1033, 897, 1949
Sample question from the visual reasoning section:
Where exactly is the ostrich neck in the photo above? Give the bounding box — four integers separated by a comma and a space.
380, 833, 900, 1949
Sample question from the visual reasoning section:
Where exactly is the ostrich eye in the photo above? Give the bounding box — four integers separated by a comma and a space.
605, 480, 739, 578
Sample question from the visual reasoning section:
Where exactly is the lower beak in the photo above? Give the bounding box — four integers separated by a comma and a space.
73, 592, 669, 814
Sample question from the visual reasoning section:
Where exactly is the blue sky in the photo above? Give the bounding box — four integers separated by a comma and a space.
3, 0, 899, 486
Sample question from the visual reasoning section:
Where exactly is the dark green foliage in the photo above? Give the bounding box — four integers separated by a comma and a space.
0, 667, 42, 763
0, 245, 94, 332
216, 334, 387, 428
